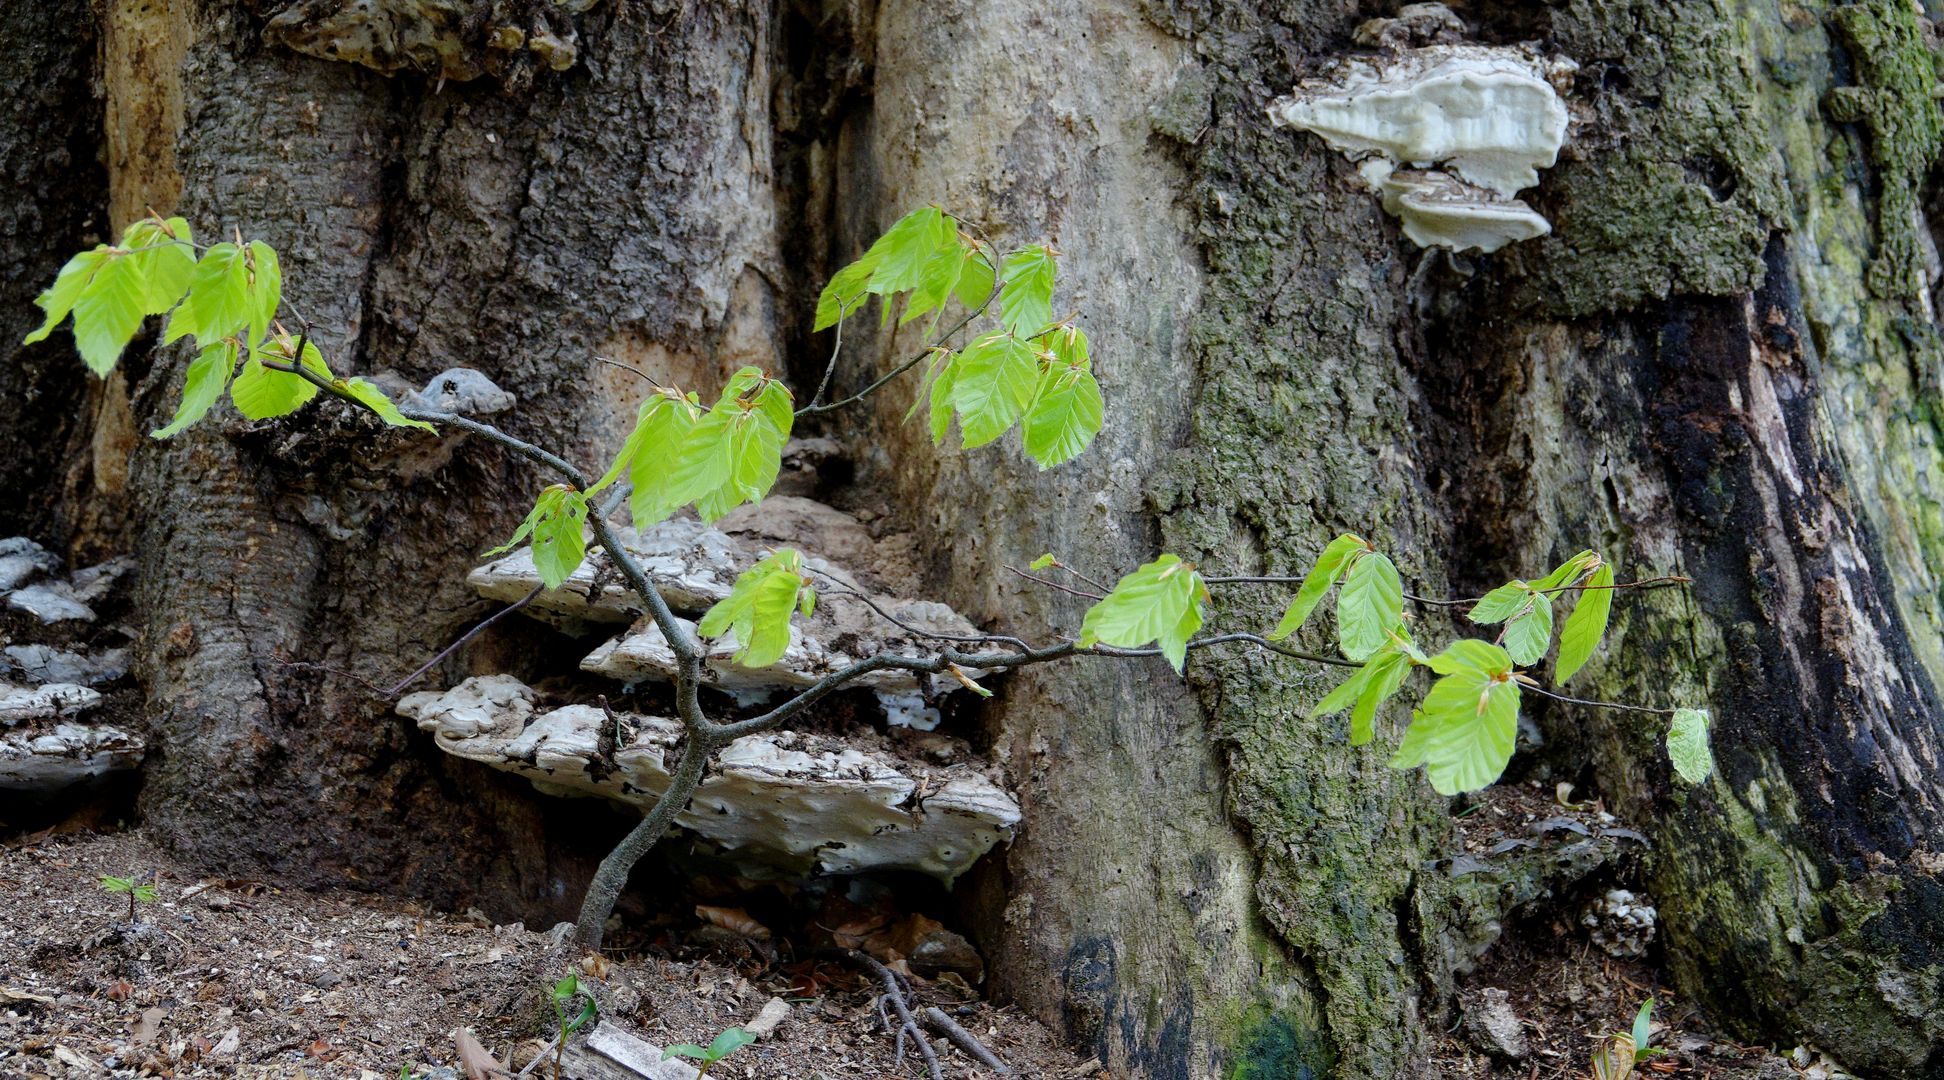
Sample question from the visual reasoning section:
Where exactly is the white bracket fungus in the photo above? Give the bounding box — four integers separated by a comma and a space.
1269, 41, 1575, 252
0, 723, 143, 792
399, 677, 1020, 882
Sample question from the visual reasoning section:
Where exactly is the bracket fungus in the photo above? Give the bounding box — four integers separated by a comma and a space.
1270, 36, 1575, 252
399, 677, 1021, 882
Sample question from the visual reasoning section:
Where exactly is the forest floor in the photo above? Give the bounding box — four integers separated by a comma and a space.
0, 824, 1837, 1080
0, 829, 1091, 1079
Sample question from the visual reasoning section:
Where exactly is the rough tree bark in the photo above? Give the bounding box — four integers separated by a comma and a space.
9, 0, 1942, 1078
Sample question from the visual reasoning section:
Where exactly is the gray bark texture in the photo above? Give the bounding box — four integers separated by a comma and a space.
7, 0, 1943, 1077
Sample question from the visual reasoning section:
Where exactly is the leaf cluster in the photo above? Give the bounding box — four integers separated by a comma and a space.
819, 208, 1104, 469
695, 548, 813, 669
27, 216, 428, 438
98, 874, 157, 902
1075, 539, 1713, 794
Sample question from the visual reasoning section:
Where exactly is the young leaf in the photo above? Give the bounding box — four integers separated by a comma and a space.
1029, 553, 1057, 571
814, 258, 876, 331
1632, 999, 1654, 1055
1533, 549, 1599, 592
863, 207, 956, 296
697, 549, 807, 668
952, 332, 1039, 448
621, 393, 702, 526
708, 1028, 756, 1059
340, 377, 436, 430
999, 244, 1056, 335
927, 352, 959, 446
529, 488, 590, 590
1269, 533, 1366, 640
903, 238, 984, 327
151, 339, 239, 438
1500, 592, 1554, 666
662, 1045, 714, 1062
1390, 640, 1520, 794
1020, 358, 1103, 468
244, 241, 282, 349
1666, 708, 1714, 785
1078, 554, 1208, 674
165, 243, 251, 347
24, 247, 108, 346
1468, 583, 1532, 625
230, 338, 326, 420
659, 409, 736, 521
122, 217, 196, 315
1351, 648, 1413, 745
100, 875, 134, 893
1556, 562, 1615, 683
71, 250, 148, 375
1337, 552, 1404, 661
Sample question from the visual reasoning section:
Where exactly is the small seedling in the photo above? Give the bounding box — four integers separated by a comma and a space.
662, 1027, 755, 1079
98, 874, 156, 923
1591, 998, 1665, 1080
549, 973, 597, 1080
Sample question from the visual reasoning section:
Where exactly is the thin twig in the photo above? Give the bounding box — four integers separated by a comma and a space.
851, 952, 942, 1080
1405, 576, 1693, 609
383, 585, 544, 697
796, 297, 993, 417
593, 356, 664, 388
809, 573, 1032, 652
805, 298, 853, 409
1003, 565, 1105, 601
1521, 683, 1675, 717
920, 1007, 1011, 1074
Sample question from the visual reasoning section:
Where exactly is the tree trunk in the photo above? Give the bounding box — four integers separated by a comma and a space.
12, 0, 1944, 1077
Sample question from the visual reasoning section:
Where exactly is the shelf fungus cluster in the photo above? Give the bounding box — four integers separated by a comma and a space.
399, 676, 1020, 882
1269, 14, 1575, 253
419, 498, 1022, 881
0, 538, 142, 794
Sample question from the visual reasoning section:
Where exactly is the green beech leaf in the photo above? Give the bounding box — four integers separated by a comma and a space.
927, 352, 959, 445
230, 338, 326, 420
1501, 592, 1554, 666
904, 238, 983, 327
1390, 640, 1520, 794
1029, 553, 1057, 571
1533, 549, 1599, 591
998, 244, 1056, 335
814, 258, 876, 331
165, 242, 251, 347
529, 488, 590, 591
1556, 562, 1614, 683
71, 249, 148, 375
24, 247, 109, 346
952, 332, 1039, 448
1351, 650, 1413, 745
620, 393, 702, 526
1021, 358, 1103, 467
698, 549, 807, 668
151, 339, 239, 438
955, 247, 996, 309
340, 377, 435, 430
244, 241, 282, 349
1270, 534, 1366, 640
1468, 583, 1531, 625
1337, 552, 1404, 661
659, 409, 736, 521
1666, 708, 1714, 785
1078, 554, 1208, 674
122, 217, 196, 315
